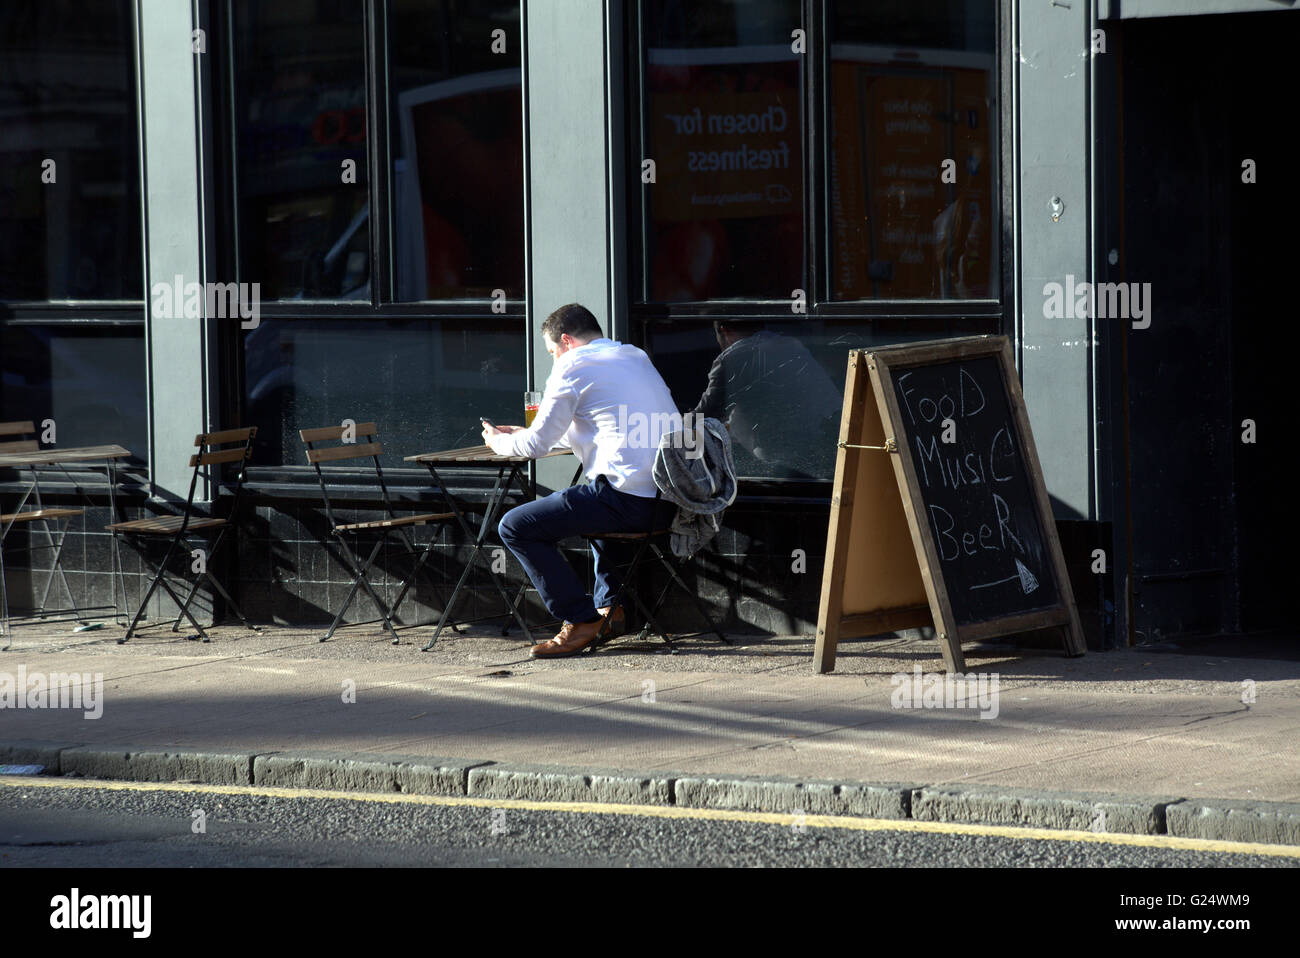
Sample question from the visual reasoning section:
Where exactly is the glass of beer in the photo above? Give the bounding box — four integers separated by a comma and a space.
524, 391, 542, 427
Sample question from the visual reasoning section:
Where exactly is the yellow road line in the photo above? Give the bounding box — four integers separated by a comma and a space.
3, 775, 1297, 858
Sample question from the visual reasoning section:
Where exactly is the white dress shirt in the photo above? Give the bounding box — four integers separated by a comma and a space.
487, 338, 678, 498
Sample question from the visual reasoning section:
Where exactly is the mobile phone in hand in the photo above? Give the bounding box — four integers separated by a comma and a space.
480, 417, 495, 429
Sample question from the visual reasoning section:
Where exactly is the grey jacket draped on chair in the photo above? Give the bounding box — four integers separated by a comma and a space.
651, 417, 737, 557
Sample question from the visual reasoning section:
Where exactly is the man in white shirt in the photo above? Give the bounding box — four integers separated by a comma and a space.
483, 303, 680, 658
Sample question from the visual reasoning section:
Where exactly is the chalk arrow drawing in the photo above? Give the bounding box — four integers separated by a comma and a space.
1015, 558, 1039, 594
971, 559, 1040, 595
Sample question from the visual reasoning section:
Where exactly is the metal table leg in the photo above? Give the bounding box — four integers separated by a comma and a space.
476, 463, 536, 643
420, 463, 536, 650
420, 463, 484, 650
5, 466, 102, 631
108, 458, 129, 629
0, 481, 33, 646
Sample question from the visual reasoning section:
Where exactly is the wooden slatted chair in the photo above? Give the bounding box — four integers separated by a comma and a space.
300, 422, 454, 643
0, 421, 86, 642
107, 427, 258, 643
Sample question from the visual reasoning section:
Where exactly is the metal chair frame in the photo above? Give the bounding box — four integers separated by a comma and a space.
301, 422, 454, 644
0, 421, 87, 644
583, 490, 729, 651
108, 428, 258, 643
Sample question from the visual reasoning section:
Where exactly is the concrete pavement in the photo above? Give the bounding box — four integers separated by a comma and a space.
2, 620, 1298, 844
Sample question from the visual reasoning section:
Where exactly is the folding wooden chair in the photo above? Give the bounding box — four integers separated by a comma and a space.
583, 496, 729, 651
107, 427, 258, 643
0, 421, 85, 641
300, 422, 455, 643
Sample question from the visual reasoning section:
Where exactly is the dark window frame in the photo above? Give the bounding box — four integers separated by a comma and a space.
625, 0, 1009, 318
0, 0, 147, 307
212, 0, 529, 492
0, 0, 149, 493
623, 0, 1011, 496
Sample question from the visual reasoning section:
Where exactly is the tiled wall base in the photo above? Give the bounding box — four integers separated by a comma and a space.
1, 494, 1108, 647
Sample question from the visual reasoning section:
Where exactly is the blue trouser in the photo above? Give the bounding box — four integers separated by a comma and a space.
498, 475, 677, 625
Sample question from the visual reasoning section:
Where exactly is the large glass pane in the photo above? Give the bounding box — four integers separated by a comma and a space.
390, 0, 524, 300
0, 324, 147, 463
645, 316, 996, 480
828, 0, 998, 300
0, 0, 142, 301
637, 0, 804, 302
231, 0, 369, 300
244, 318, 525, 468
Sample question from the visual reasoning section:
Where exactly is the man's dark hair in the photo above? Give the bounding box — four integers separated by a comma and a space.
713, 320, 763, 338
542, 303, 603, 343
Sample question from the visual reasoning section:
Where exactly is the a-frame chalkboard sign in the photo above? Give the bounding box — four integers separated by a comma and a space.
815, 335, 1086, 673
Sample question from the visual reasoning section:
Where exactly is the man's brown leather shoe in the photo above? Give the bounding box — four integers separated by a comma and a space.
530, 618, 604, 658
596, 605, 626, 638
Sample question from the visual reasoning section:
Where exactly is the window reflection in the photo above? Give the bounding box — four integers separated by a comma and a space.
638, 0, 804, 301
829, 1, 998, 299
232, 1, 369, 300
244, 318, 525, 467
648, 318, 997, 480
693, 323, 841, 479
0, 0, 142, 301
390, 0, 524, 300
0, 325, 147, 461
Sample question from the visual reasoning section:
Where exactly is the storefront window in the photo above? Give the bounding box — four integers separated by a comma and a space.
231, 0, 370, 301
390, 0, 524, 300
635, 0, 805, 302
0, 325, 147, 462
0, 1, 146, 468
646, 317, 995, 481
631, 0, 999, 307
230, 1, 528, 473
0, 0, 142, 301
828, 1, 999, 299
228, 0, 524, 304
243, 318, 524, 467
632, 2, 1002, 482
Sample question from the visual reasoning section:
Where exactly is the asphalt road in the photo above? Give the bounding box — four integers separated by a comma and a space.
2, 777, 1296, 869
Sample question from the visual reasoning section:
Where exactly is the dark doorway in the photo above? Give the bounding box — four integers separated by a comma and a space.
1114, 11, 1299, 640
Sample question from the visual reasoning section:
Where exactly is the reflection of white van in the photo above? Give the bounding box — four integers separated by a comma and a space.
394, 69, 521, 302
311, 205, 371, 301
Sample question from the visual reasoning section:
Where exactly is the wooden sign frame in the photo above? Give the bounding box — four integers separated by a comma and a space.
815, 335, 1086, 673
